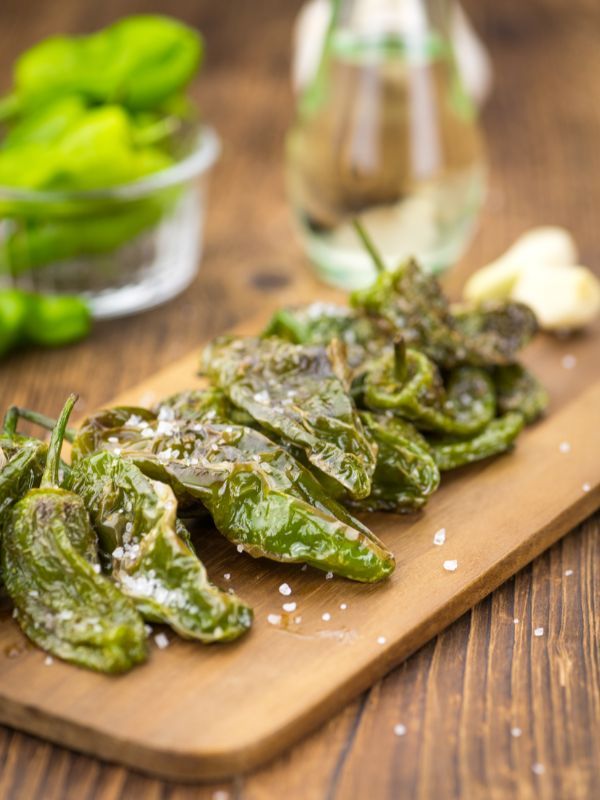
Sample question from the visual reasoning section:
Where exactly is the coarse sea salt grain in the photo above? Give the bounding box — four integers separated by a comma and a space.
511, 727, 522, 738
224, 573, 231, 581
514, 618, 520, 625
325, 571, 334, 580
433, 528, 446, 546
561, 354, 576, 369
443, 559, 458, 572
267, 613, 282, 626
532, 763, 545, 776
534, 627, 544, 637
279, 582, 292, 596
44, 655, 54, 666
393, 723, 407, 736
282, 601, 297, 613
377, 636, 387, 645
154, 633, 169, 650
322, 612, 331, 622
213, 790, 229, 800
564, 569, 574, 577
294, 615, 302, 624
559, 441, 571, 454
582, 482, 591, 492
236, 544, 244, 553
340, 603, 348, 610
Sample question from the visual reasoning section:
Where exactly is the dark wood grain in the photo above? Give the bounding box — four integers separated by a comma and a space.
0, 0, 598, 797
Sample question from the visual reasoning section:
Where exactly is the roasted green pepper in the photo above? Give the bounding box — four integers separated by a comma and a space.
2, 395, 148, 672
0, 409, 47, 522
493, 364, 549, 424
429, 413, 525, 471
68, 450, 253, 642
364, 341, 496, 435
350, 223, 537, 369
68, 406, 395, 582
354, 412, 440, 513
203, 336, 377, 499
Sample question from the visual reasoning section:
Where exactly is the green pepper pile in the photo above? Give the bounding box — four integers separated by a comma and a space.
0, 225, 548, 673
0, 16, 204, 357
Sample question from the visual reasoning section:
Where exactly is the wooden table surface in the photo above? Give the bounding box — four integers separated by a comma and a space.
0, 0, 598, 798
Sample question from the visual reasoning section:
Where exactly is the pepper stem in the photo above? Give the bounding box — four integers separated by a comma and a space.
393, 338, 408, 384
3, 407, 18, 436
41, 394, 78, 489
14, 407, 76, 443
352, 219, 387, 275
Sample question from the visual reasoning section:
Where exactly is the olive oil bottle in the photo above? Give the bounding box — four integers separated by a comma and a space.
286, 0, 487, 287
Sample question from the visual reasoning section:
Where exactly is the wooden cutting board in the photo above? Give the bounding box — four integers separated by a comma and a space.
0, 313, 598, 782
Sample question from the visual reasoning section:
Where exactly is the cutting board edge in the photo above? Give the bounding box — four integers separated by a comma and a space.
0, 485, 597, 782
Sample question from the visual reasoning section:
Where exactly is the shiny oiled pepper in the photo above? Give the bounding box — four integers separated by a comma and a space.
428, 413, 525, 471
263, 302, 384, 377
68, 450, 253, 642
363, 341, 496, 435
350, 223, 538, 369
353, 412, 440, 513
2, 395, 147, 672
0, 409, 47, 522
3, 16, 203, 115
203, 336, 377, 500
69, 406, 395, 583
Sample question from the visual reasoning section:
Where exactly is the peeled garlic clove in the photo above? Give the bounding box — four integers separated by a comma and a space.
463, 258, 523, 303
464, 226, 579, 304
511, 264, 600, 330
500, 226, 579, 269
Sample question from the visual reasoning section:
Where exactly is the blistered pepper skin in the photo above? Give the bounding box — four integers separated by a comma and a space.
354, 412, 440, 513
429, 413, 525, 471
2, 488, 148, 671
72, 407, 395, 583
364, 344, 496, 436
203, 336, 377, 499
2, 396, 147, 673
0, 437, 47, 521
68, 451, 253, 642
351, 258, 537, 369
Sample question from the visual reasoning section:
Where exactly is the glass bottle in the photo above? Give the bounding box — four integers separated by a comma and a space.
286, 0, 487, 288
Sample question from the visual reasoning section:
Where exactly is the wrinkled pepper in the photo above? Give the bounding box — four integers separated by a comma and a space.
353, 412, 440, 513
203, 336, 377, 499
429, 412, 525, 471
493, 364, 549, 424
350, 223, 538, 369
68, 450, 253, 642
363, 341, 496, 435
67, 406, 395, 582
2, 395, 148, 672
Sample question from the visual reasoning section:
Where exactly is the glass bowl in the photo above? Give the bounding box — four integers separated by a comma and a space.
0, 125, 220, 319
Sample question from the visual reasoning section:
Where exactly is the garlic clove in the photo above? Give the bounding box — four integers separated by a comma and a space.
499, 226, 579, 269
464, 226, 579, 304
511, 264, 600, 330
463, 257, 523, 303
